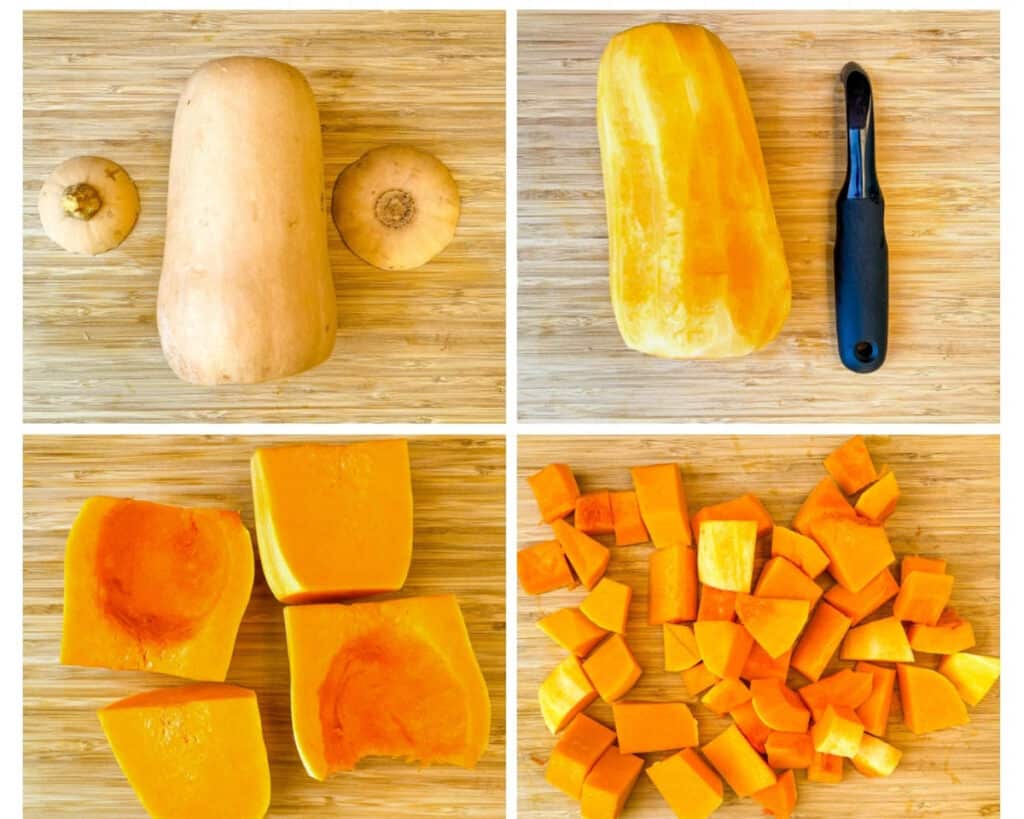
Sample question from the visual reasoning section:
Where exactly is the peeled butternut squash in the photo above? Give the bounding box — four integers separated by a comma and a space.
98, 684, 270, 819
61, 497, 253, 681
597, 23, 790, 358
284, 595, 489, 779
158, 57, 336, 385
251, 440, 412, 603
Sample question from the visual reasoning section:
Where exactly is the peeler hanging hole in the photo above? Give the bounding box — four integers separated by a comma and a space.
854, 341, 876, 363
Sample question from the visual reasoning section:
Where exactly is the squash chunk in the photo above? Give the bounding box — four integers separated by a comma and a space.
583, 635, 642, 702
694, 620, 754, 678
630, 463, 691, 548
698, 586, 737, 622
823, 436, 878, 494
612, 701, 698, 754
663, 623, 700, 671
855, 472, 900, 523
907, 608, 976, 654
609, 490, 649, 546
646, 748, 723, 819
682, 663, 720, 698
518, 540, 576, 595
808, 752, 843, 783
251, 440, 412, 603
697, 520, 757, 592
702, 678, 751, 715
691, 494, 773, 542
538, 608, 608, 657
61, 497, 253, 681
938, 652, 1001, 706
648, 544, 698, 624
791, 602, 851, 682
824, 568, 899, 625
752, 769, 797, 818
765, 731, 814, 769
528, 463, 580, 522
284, 595, 490, 778
809, 516, 895, 593
772, 525, 830, 578
741, 643, 792, 682
811, 705, 864, 758
853, 734, 902, 777
892, 571, 954, 625
598, 23, 791, 359
98, 684, 270, 819
750, 678, 810, 732
897, 663, 969, 734
576, 491, 615, 535
754, 556, 823, 605
539, 654, 598, 735
730, 701, 772, 753
581, 578, 632, 634
580, 745, 644, 819
735, 594, 810, 659
798, 669, 873, 721
546, 713, 615, 800
552, 518, 611, 590
840, 617, 914, 663
703, 724, 777, 797
793, 477, 856, 536
855, 662, 897, 736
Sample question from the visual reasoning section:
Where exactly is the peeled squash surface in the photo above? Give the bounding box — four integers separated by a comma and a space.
284, 595, 490, 779
98, 684, 270, 819
61, 497, 254, 681
597, 23, 791, 358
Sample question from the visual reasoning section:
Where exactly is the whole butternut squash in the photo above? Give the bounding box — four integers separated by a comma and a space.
597, 24, 791, 358
158, 57, 336, 384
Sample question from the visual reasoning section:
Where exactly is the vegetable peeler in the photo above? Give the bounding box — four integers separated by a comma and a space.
834, 62, 888, 373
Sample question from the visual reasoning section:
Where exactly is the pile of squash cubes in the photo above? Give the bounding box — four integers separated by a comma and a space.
518, 437, 1000, 818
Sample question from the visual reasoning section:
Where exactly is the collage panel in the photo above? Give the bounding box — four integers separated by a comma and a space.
518, 435, 999, 816
24, 435, 505, 816
518, 11, 999, 422
23, 10, 506, 423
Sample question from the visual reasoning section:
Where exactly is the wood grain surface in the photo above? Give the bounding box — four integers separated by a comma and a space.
518, 436, 999, 817
518, 12, 999, 422
23, 11, 505, 422
24, 435, 505, 817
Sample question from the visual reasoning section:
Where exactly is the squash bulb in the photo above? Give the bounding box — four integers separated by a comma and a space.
332, 145, 460, 271
38, 155, 139, 255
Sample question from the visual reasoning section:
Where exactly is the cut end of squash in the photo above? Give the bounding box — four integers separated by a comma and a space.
332, 144, 460, 271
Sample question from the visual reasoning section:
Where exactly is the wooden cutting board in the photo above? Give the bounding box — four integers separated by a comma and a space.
23, 436, 505, 817
23, 11, 505, 422
518, 436, 999, 817
518, 11, 999, 422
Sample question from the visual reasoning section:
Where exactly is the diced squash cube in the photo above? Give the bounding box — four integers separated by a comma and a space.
663, 623, 700, 672
701, 678, 751, 715
840, 617, 914, 663
897, 664, 969, 734
824, 569, 899, 625
823, 436, 878, 494
938, 652, 1001, 706
735, 594, 809, 660
691, 493, 773, 541
751, 678, 810, 733
551, 519, 610, 590
771, 525, 830, 578
546, 713, 615, 799
580, 746, 644, 819
682, 663, 720, 698
518, 540, 575, 595
583, 635, 641, 703
648, 545, 698, 624
646, 748, 723, 819
798, 669, 873, 722
539, 655, 597, 734
609, 490, 648, 546
807, 752, 843, 783
852, 734, 902, 777
697, 520, 757, 592
793, 477, 856, 536
791, 602, 851, 682
754, 556, 823, 605
907, 608, 976, 654
809, 517, 895, 594
893, 571, 954, 625
765, 731, 814, 769
694, 620, 754, 678
538, 608, 608, 657
575, 491, 614, 535
702, 724, 776, 798
630, 463, 691, 549
811, 705, 864, 758
855, 472, 900, 523
612, 701, 698, 754
580, 578, 632, 634
729, 701, 772, 753
528, 463, 580, 523
697, 586, 737, 621
855, 662, 896, 737
752, 769, 797, 818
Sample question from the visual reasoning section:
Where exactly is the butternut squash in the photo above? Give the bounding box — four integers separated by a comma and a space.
811, 704, 864, 758
765, 731, 814, 769
798, 669, 873, 722
771, 525, 830, 579
540, 654, 598, 734
729, 700, 772, 754
702, 724, 777, 797
823, 568, 899, 625
580, 577, 632, 634
840, 617, 915, 663
897, 663, 969, 734
609, 490, 649, 545
538, 608, 608, 657
529, 464, 581, 523
251, 440, 412, 603
630, 463, 691, 548
98, 684, 270, 819
158, 57, 336, 385
938, 652, 1001, 706
752, 769, 797, 818
648, 544, 698, 624
597, 23, 791, 358
691, 493, 773, 542
546, 713, 615, 800
694, 620, 753, 678
283, 595, 489, 778
823, 436, 878, 494
552, 518, 611, 590
519, 540, 576, 595
682, 662, 719, 698
735, 594, 809, 660
854, 662, 896, 737
612, 701, 698, 753
580, 745, 644, 819
754, 556, 823, 605
575, 490, 615, 535
61, 497, 253, 681
697, 520, 757, 592
750, 678, 810, 732
701, 678, 751, 715
852, 734, 902, 777
583, 634, 642, 702
646, 748, 723, 819
791, 602, 851, 683
808, 752, 844, 784
663, 622, 700, 671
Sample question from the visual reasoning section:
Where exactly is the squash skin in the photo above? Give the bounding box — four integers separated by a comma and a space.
284, 595, 490, 779
597, 23, 791, 358
158, 57, 336, 385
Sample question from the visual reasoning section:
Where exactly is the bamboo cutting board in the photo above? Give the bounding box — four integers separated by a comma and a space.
518, 12, 999, 422
518, 436, 999, 817
24, 436, 505, 817
23, 11, 505, 422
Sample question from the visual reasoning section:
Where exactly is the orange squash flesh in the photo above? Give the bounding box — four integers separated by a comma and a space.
735, 594, 810, 659
61, 497, 253, 681
580, 745, 644, 819
697, 520, 757, 592
612, 701, 698, 753
752, 769, 798, 818
283, 595, 489, 778
807, 752, 844, 783
546, 713, 616, 800
528, 463, 581, 523
792, 477, 856, 536
823, 436, 878, 495
694, 620, 754, 678
702, 724, 777, 797
552, 518, 611, 590
907, 608, 976, 654
729, 700, 772, 754
538, 608, 608, 657
798, 669, 873, 722
691, 494, 773, 542
539, 654, 598, 735
840, 617, 915, 663
575, 491, 615, 535
598, 23, 791, 359
630, 463, 691, 548
98, 684, 270, 819
765, 731, 814, 769
852, 733, 902, 777
772, 525, 830, 579
809, 516, 895, 594
583, 634, 642, 702
646, 748, 723, 819
518, 540, 576, 595
251, 440, 412, 603
682, 662, 720, 698
751, 678, 810, 732
648, 544, 698, 624
791, 602, 852, 682
897, 663, 970, 734
855, 662, 897, 737
938, 652, 1000, 706
901, 554, 947, 578
892, 571, 954, 625
741, 643, 792, 682
610, 490, 649, 546
698, 585, 737, 622
811, 704, 864, 758
855, 471, 900, 523
581, 578, 632, 634
754, 556, 823, 605
663, 623, 701, 671
701, 678, 752, 715
824, 568, 899, 625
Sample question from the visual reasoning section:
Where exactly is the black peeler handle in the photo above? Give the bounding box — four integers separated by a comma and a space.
835, 62, 888, 373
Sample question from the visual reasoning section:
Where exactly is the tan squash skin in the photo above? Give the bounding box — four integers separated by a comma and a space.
158, 57, 336, 385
